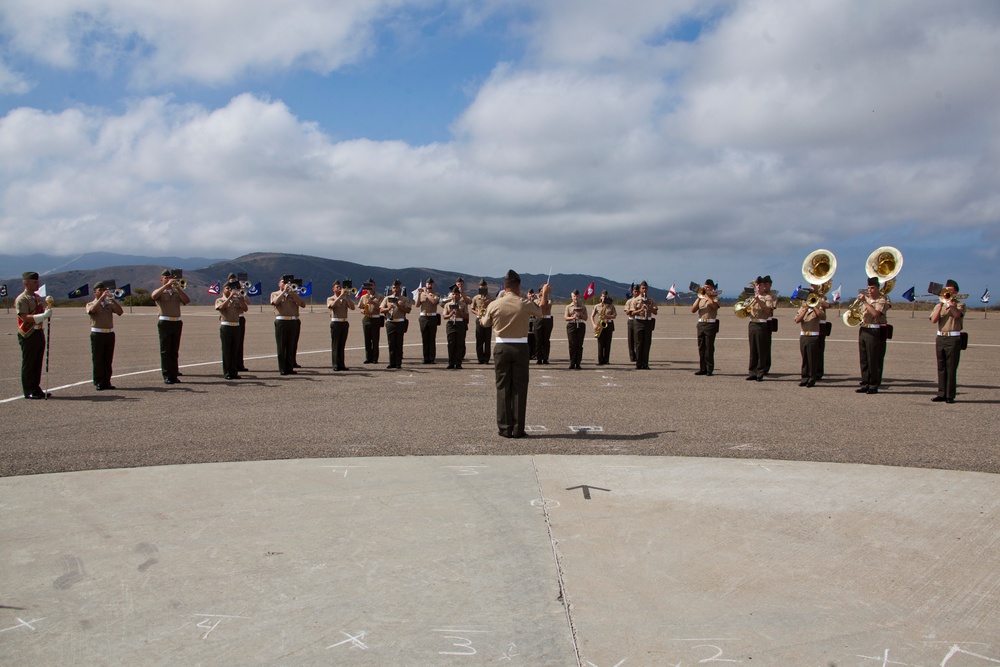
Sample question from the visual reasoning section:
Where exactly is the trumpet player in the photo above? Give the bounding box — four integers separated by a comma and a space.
633, 281, 657, 370
443, 285, 470, 369
930, 279, 965, 403
794, 289, 825, 387
152, 269, 190, 384
535, 283, 554, 365
16, 271, 53, 399
591, 290, 617, 365
415, 278, 441, 364
471, 279, 494, 364
564, 289, 588, 369
227, 273, 250, 372
327, 280, 356, 371
380, 279, 411, 369
855, 276, 891, 394
690, 279, 720, 376
216, 279, 248, 379
86, 281, 124, 390
746, 275, 777, 382
271, 275, 306, 376
358, 278, 383, 364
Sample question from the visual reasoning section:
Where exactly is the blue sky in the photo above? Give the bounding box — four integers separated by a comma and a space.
1, 1, 998, 298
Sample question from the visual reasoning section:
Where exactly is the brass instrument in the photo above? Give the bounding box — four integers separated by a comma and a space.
697, 285, 722, 298
112, 288, 127, 299
594, 306, 608, 338
865, 246, 903, 295
802, 249, 837, 286
842, 290, 867, 328
733, 282, 758, 319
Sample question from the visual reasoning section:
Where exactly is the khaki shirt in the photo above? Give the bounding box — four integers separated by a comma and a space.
444, 299, 469, 322
624, 296, 637, 318
87, 296, 123, 329
15, 290, 44, 338
861, 296, 889, 326
326, 292, 355, 319
633, 295, 657, 319
358, 292, 382, 320
593, 303, 616, 322
797, 305, 825, 333
935, 301, 966, 333
415, 289, 440, 315
565, 303, 588, 324
270, 290, 303, 318
380, 295, 411, 320
481, 291, 542, 339
216, 295, 247, 324
695, 297, 720, 320
153, 288, 185, 318
748, 291, 777, 319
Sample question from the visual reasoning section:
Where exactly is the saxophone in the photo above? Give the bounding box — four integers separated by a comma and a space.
594, 305, 608, 338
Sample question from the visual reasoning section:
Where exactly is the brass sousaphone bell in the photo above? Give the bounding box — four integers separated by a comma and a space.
802, 249, 837, 295
843, 246, 903, 327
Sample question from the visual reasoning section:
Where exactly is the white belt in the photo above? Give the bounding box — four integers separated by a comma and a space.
863, 324, 883, 329
220, 321, 240, 327
34, 324, 43, 330
91, 327, 114, 333
543, 315, 553, 319
390, 318, 406, 323
496, 336, 528, 344
158, 316, 181, 322
937, 331, 962, 337
698, 318, 717, 323
749, 318, 768, 323
634, 316, 651, 320
275, 316, 299, 320
420, 312, 437, 317
331, 318, 348, 322
800, 331, 820, 336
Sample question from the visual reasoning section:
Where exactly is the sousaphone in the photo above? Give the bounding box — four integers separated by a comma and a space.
802, 249, 837, 295
865, 246, 903, 295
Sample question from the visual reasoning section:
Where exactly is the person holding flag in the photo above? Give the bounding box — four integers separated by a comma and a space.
633, 280, 658, 370
930, 279, 966, 403
15, 271, 53, 399
86, 281, 124, 390
564, 289, 588, 369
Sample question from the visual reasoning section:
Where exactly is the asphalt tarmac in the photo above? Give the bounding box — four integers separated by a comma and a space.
2, 304, 999, 665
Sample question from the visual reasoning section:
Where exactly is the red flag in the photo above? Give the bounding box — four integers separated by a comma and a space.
583, 281, 595, 300
207, 281, 221, 295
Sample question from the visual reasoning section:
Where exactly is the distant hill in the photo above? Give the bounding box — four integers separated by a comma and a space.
1, 251, 679, 305
0, 252, 225, 278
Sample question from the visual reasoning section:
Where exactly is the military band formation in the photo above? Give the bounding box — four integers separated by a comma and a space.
14, 246, 969, 434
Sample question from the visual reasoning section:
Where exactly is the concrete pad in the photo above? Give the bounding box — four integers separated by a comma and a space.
3, 456, 999, 665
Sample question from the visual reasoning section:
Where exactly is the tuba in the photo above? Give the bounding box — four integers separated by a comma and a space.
802, 249, 836, 295
865, 246, 903, 295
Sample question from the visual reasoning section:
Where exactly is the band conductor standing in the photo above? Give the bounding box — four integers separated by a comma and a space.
480, 270, 550, 439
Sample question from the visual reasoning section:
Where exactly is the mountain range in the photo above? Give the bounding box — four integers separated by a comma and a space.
0, 252, 679, 304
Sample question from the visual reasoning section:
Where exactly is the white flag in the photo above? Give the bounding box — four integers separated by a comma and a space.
666, 283, 677, 301
981, 288, 990, 304
831, 284, 841, 303
37, 284, 47, 298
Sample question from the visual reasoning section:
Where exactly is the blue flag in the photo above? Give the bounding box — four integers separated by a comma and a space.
900, 286, 915, 302
68, 284, 90, 299
299, 281, 313, 297
982, 288, 990, 304
789, 284, 803, 299
0, 284, 6, 297
247, 281, 262, 297
114, 283, 132, 298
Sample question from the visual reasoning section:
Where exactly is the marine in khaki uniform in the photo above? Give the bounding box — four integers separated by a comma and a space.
380, 280, 411, 369
358, 278, 383, 364
480, 270, 551, 438
151, 269, 190, 384
591, 290, 617, 366
216, 279, 248, 379
327, 280, 356, 371
15, 271, 52, 399
535, 284, 554, 365
414, 278, 441, 363
690, 279, 720, 376
564, 289, 587, 369
443, 285, 470, 369
632, 281, 658, 370
856, 276, 890, 394
471, 279, 494, 364
794, 289, 825, 387
86, 281, 124, 390
930, 279, 965, 403
624, 284, 639, 363
271, 275, 306, 375
745, 275, 777, 381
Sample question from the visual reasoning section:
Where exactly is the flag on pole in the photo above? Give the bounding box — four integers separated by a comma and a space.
789, 285, 803, 300
625, 282, 634, 299
68, 284, 90, 299
901, 286, 916, 303
831, 284, 842, 303
248, 282, 261, 297
207, 281, 221, 295
115, 283, 132, 298
37, 284, 47, 298
582, 281, 595, 300
982, 287, 990, 304
0, 284, 6, 297
299, 281, 313, 297
666, 283, 677, 301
